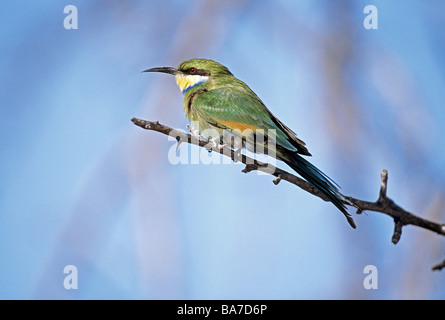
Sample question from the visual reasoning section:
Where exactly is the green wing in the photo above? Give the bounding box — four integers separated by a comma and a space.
191, 82, 310, 155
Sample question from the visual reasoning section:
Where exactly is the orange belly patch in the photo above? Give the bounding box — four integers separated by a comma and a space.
217, 120, 260, 134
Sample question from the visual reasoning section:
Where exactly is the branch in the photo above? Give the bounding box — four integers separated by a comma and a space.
131, 117, 445, 270
432, 259, 445, 271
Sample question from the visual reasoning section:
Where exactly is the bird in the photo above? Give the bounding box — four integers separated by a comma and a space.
143, 58, 356, 229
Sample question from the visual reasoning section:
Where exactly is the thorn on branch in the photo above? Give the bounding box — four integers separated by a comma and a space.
175, 139, 182, 153
392, 219, 404, 244
432, 259, 445, 271
273, 175, 282, 185
379, 169, 388, 202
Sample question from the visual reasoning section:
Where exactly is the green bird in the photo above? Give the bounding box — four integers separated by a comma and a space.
143, 58, 356, 228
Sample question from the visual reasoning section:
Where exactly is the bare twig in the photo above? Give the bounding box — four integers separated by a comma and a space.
131, 117, 445, 270
432, 259, 445, 271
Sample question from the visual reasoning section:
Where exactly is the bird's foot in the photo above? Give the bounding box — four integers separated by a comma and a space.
186, 124, 226, 153
186, 124, 201, 137
205, 137, 226, 153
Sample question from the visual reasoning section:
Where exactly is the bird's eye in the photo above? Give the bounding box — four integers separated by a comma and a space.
189, 67, 196, 74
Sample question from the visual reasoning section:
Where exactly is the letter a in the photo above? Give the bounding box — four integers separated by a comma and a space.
64, 5, 78, 29
363, 265, 378, 289
363, 5, 378, 30
63, 265, 78, 289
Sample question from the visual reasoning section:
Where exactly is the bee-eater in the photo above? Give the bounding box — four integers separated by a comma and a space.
143, 58, 356, 228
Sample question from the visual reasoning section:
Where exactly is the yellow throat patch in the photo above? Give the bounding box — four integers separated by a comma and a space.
175, 73, 209, 93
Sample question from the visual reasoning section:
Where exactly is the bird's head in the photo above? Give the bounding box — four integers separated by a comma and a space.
143, 58, 232, 94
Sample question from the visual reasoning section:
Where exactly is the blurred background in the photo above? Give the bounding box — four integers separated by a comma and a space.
1, 0, 444, 299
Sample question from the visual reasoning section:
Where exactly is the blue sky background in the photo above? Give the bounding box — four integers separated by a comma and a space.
1, 0, 445, 299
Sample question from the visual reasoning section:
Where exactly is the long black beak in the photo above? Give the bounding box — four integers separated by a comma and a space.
142, 67, 179, 75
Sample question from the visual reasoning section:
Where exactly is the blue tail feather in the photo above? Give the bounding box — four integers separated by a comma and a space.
284, 152, 356, 229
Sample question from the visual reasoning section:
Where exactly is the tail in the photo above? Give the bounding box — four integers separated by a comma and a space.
282, 152, 356, 229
